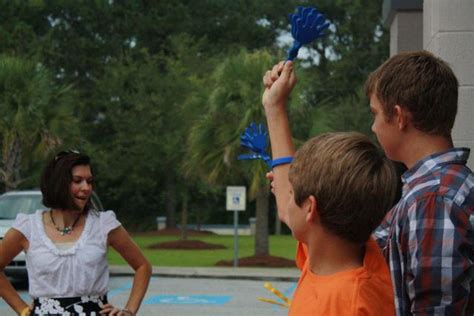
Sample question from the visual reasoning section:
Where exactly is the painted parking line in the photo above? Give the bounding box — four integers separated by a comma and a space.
144, 295, 232, 305
108, 281, 132, 298
283, 283, 296, 297
269, 283, 296, 312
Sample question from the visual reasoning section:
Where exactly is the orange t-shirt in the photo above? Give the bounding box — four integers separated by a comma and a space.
288, 238, 395, 316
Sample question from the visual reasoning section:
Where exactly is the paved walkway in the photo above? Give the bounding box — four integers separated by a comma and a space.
110, 266, 300, 282
5, 275, 296, 316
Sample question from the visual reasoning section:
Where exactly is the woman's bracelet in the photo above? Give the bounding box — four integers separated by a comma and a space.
122, 308, 135, 316
271, 156, 293, 169
19, 306, 30, 316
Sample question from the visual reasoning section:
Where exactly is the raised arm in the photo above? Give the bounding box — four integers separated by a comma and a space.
262, 61, 297, 225
0, 228, 31, 315
106, 226, 152, 316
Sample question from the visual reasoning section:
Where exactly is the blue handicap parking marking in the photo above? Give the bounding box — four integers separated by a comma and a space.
108, 281, 132, 298
284, 283, 297, 297
271, 283, 296, 312
144, 295, 231, 305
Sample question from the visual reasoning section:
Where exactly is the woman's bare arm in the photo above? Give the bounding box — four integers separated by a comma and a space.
0, 228, 31, 314
107, 226, 152, 315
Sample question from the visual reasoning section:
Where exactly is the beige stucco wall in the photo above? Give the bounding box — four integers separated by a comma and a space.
386, 0, 474, 169
424, 0, 474, 169
389, 11, 423, 56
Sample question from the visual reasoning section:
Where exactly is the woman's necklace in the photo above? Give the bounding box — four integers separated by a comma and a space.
50, 210, 81, 236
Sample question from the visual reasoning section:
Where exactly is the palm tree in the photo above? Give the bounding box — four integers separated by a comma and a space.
185, 49, 275, 256
0, 55, 78, 190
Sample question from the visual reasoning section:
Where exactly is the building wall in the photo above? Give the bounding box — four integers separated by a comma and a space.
390, 11, 423, 56
384, 0, 474, 169
424, 0, 474, 169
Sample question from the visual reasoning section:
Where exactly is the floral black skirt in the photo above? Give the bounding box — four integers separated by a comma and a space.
32, 295, 108, 316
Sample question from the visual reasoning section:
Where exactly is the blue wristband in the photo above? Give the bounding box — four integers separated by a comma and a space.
271, 156, 293, 169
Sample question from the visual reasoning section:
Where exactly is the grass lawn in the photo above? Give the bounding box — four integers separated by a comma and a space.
108, 234, 298, 267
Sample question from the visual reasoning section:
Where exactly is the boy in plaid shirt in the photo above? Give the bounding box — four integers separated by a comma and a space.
366, 51, 474, 315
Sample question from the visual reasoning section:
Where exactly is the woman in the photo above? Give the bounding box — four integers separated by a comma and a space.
0, 150, 151, 315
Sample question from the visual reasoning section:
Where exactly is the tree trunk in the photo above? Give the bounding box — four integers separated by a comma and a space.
254, 185, 269, 256
1, 132, 22, 191
180, 190, 189, 241
275, 215, 281, 235
164, 172, 177, 228
196, 208, 201, 231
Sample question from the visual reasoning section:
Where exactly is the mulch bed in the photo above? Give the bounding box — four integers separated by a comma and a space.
216, 255, 296, 268
134, 228, 216, 237
139, 228, 296, 267
147, 239, 227, 250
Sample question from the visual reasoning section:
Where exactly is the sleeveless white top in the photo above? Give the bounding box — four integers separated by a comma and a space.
12, 210, 121, 298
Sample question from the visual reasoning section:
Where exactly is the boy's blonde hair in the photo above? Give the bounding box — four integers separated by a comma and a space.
289, 132, 396, 243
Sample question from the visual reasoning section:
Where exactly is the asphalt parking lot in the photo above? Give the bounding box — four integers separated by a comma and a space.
2, 275, 297, 316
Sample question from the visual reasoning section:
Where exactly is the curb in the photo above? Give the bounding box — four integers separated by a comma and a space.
110, 266, 300, 282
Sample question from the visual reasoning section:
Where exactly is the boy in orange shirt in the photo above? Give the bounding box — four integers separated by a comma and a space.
262, 61, 396, 315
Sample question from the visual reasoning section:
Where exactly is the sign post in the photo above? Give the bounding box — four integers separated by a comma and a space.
226, 186, 246, 267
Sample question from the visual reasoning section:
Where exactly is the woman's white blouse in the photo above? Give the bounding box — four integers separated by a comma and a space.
12, 210, 121, 298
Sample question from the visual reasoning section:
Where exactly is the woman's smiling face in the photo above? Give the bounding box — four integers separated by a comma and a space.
69, 165, 93, 211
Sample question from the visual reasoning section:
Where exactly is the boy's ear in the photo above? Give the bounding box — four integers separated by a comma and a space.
393, 105, 410, 131
305, 195, 319, 223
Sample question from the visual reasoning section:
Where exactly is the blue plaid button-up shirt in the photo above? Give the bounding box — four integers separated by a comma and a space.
374, 148, 474, 315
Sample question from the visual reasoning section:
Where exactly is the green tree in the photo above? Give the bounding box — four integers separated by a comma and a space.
185, 49, 276, 256
91, 34, 215, 229
0, 0, 390, 233
0, 55, 79, 191
89, 51, 165, 226
293, 0, 388, 138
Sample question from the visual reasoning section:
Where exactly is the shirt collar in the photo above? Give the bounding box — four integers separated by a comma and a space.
401, 147, 470, 185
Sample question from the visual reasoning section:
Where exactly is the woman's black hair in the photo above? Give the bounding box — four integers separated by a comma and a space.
40, 150, 94, 212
